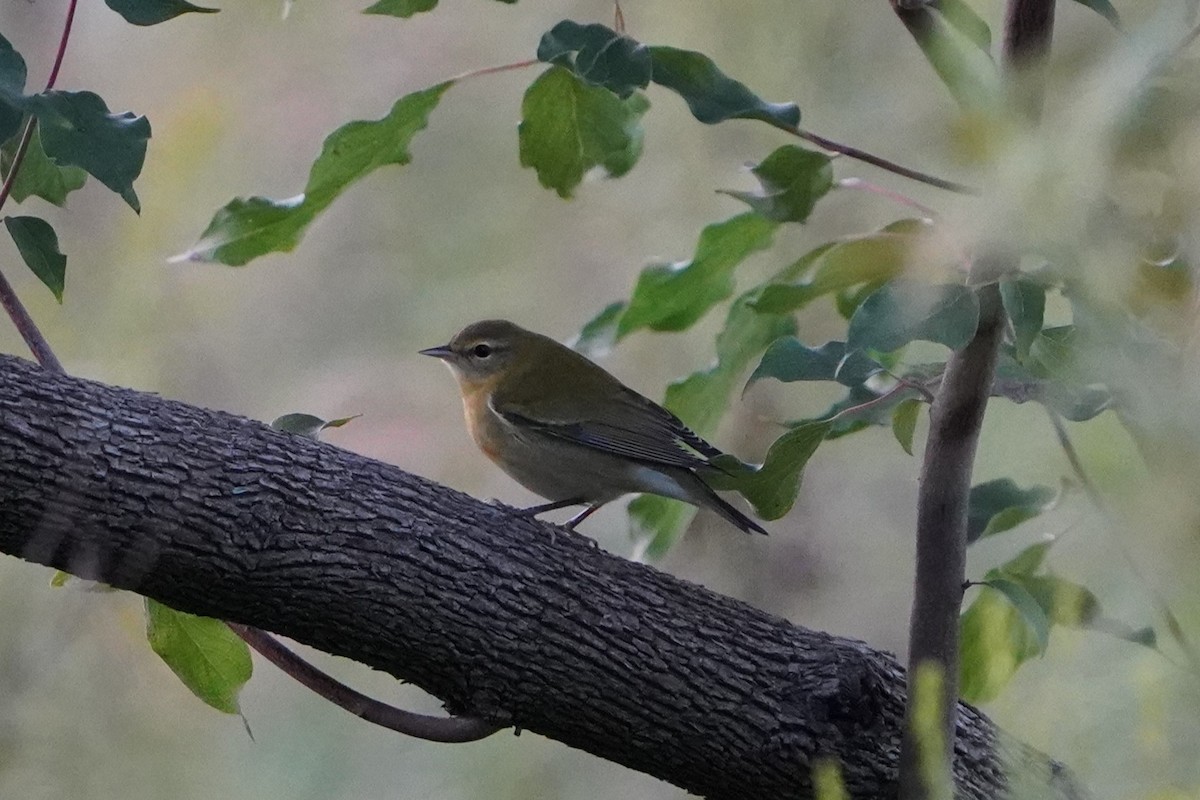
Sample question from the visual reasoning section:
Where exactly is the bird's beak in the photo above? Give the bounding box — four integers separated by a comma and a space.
419, 344, 454, 360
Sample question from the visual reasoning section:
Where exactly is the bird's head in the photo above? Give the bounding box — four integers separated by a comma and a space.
419, 319, 533, 388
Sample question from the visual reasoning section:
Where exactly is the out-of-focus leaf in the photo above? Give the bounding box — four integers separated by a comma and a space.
819, 381, 923, 440
938, 0, 993, 51
177, 82, 450, 265
617, 213, 778, 335
903, 4, 1001, 110
1069, 0, 1120, 26
50, 570, 71, 587
104, 0, 218, 25
629, 496, 697, 560
647, 46, 800, 129
536, 21, 651, 98
984, 576, 1051, 654
729, 419, 832, 519
4, 215, 66, 301
999, 539, 1054, 576
719, 145, 833, 223
271, 413, 360, 439
892, 398, 922, 455
518, 67, 648, 198
363, 0, 438, 16
20, 91, 149, 212
966, 478, 1056, 543
145, 599, 252, 714
746, 338, 883, 388
834, 281, 885, 320
848, 281, 980, 353
1000, 278, 1045, 361
959, 584, 1042, 703
750, 220, 933, 314
0, 34, 28, 142
571, 300, 626, 359
990, 352, 1113, 421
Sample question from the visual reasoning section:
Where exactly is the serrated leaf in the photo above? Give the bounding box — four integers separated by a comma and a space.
271, 412, 360, 439
363, 0, 437, 16
848, 280, 980, 353
4, 216, 66, 301
720, 145, 833, 223
747, 338, 884, 388
1000, 278, 1045, 361
104, 0, 219, 25
536, 21, 651, 98
750, 221, 932, 314
617, 213, 778, 336
902, 4, 1001, 111
959, 585, 1043, 703
571, 301, 626, 359
145, 599, 252, 714
178, 82, 450, 265
518, 67, 648, 198
0, 34, 28, 143
1069, 0, 1120, 26
12, 91, 150, 212
1, 126, 87, 207
892, 398, 922, 455
966, 478, 1056, 543
647, 46, 800, 129
985, 577, 1051, 655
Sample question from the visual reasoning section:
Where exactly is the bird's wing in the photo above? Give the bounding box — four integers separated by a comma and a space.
491, 390, 722, 470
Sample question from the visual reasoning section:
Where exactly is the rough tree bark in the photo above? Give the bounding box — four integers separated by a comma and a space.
0, 355, 1081, 800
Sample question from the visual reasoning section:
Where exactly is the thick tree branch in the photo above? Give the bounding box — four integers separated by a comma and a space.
0, 355, 1081, 800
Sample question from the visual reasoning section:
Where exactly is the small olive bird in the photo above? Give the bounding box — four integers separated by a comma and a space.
420, 320, 766, 534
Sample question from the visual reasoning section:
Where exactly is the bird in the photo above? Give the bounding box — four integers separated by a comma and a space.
420, 319, 766, 535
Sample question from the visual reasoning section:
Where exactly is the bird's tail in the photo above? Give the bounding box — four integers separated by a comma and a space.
688, 473, 768, 535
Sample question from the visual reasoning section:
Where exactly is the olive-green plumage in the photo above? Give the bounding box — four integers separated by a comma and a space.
421, 319, 766, 534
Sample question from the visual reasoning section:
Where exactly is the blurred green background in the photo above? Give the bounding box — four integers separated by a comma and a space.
1, 0, 1198, 798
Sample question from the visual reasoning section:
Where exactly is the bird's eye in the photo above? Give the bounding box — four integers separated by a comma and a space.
472, 343, 493, 359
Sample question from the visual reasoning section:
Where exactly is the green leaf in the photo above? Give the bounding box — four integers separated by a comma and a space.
966, 478, 1056, 543
1069, 0, 1120, 26
847, 281, 980, 353
999, 540, 1054, 576
571, 300, 626, 359
0, 34, 28, 142
536, 21, 651, 98
1000, 278, 1045, 361
719, 420, 833, 520
747, 338, 883, 388
631, 296, 794, 554
104, 0, 219, 25
144, 599, 252, 714
984, 576, 1051, 654
617, 213, 778, 336
749, 221, 932, 314
518, 68, 648, 198
363, 0, 438, 16
938, 0, 993, 52
11, 91, 150, 212
271, 412, 360, 439
50, 570, 71, 587
891, 398, 922, 456
817, 382, 922, 440
902, 4, 1001, 111
720, 145, 833, 223
959, 584, 1043, 703
990, 352, 1112, 422
178, 82, 450, 265
1, 126, 87, 207
4, 216, 66, 301
647, 46, 800, 129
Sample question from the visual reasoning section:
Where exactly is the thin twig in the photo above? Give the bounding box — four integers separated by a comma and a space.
228, 625, 503, 743
0, 266, 63, 372
614, 0, 626, 34
448, 58, 540, 84
836, 177, 939, 219
795, 128, 979, 195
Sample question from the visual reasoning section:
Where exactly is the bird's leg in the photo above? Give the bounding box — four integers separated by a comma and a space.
517, 497, 586, 517
564, 503, 605, 531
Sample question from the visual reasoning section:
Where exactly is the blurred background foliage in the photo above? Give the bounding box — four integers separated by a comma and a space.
2, 0, 1200, 798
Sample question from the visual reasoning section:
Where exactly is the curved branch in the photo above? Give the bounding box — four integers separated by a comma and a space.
228, 624, 503, 743
795, 129, 979, 195
0, 354, 1082, 800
